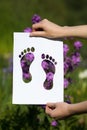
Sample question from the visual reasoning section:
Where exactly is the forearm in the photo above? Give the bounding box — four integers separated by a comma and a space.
69, 101, 87, 115
62, 25, 87, 38
31, 19, 87, 38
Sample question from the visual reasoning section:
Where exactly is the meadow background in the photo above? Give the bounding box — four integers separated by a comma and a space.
0, 0, 87, 130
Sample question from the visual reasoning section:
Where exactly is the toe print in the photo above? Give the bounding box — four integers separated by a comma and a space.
41, 54, 57, 90
19, 47, 35, 83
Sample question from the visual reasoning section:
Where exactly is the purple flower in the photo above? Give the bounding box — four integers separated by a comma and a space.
24, 27, 32, 32
63, 44, 69, 56
64, 78, 69, 88
41, 61, 49, 70
64, 61, 69, 75
71, 52, 81, 65
21, 60, 26, 67
44, 80, 53, 89
23, 66, 29, 73
32, 14, 41, 24
41, 105, 46, 109
46, 72, 54, 81
64, 95, 72, 104
74, 41, 82, 50
23, 73, 30, 79
64, 57, 73, 72
25, 53, 34, 62
66, 100, 71, 104
51, 120, 58, 126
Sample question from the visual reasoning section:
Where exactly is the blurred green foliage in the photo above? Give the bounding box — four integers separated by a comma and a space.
0, 0, 87, 130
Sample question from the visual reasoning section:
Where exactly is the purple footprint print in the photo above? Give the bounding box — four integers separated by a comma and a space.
19, 47, 35, 83
41, 54, 57, 90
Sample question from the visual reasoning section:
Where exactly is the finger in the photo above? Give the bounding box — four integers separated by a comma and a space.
46, 103, 56, 109
30, 31, 46, 37
45, 105, 52, 115
45, 105, 57, 118
32, 22, 43, 30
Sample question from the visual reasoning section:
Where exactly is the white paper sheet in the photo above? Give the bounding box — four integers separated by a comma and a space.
12, 32, 64, 104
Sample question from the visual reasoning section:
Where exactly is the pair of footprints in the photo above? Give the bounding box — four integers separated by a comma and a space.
19, 47, 57, 90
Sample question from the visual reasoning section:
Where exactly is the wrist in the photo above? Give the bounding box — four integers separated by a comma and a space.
62, 26, 75, 37
56, 26, 73, 38
68, 104, 77, 116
